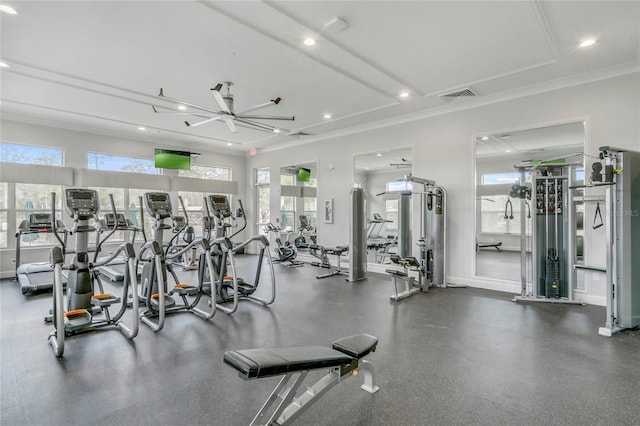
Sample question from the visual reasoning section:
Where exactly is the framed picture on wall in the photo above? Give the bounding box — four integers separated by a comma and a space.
324, 199, 333, 224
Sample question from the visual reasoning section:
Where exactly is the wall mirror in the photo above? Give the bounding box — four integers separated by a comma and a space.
279, 162, 317, 250
354, 147, 413, 265
475, 121, 585, 282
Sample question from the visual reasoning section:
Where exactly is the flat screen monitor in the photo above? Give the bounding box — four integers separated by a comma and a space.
297, 167, 311, 182
154, 149, 191, 170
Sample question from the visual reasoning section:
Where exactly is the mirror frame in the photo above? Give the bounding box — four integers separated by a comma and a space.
472, 118, 590, 285
353, 146, 415, 274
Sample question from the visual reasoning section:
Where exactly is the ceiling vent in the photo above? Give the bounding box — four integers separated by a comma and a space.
438, 87, 478, 100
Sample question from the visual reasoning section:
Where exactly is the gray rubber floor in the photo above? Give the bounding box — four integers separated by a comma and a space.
2, 255, 639, 425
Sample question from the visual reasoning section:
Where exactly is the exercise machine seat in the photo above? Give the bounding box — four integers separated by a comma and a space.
332, 334, 378, 359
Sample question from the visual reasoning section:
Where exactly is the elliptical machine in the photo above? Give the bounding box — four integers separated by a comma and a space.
48, 189, 139, 357
203, 194, 276, 313
136, 192, 219, 332
265, 222, 304, 268
166, 209, 198, 271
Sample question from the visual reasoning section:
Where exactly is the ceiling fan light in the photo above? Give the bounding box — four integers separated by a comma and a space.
580, 39, 596, 48
0, 5, 18, 15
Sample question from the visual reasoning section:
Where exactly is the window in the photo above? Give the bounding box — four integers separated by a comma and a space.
303, 177, 317, 187
89, 187, 127, 242
178, 191, 205, 237
88, 152, 158, 174
256, 168, 270, 185
256, 168, 270, 234
303, 197, 317, 229
480, 195, 531, 235
15, 184, 64, 247
482, 172, 520, 185
0, 142, 63, 166
0, 183, 8, 248
179, 165, 231, 180
281, 174, 295, 185
280, 196, 295, 231
128, 189, 153, 240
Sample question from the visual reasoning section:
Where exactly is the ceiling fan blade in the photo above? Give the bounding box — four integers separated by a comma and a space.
236, 114, 295, 121
235, 97, 283, 116
234, 117, 277, 132
152, 105, 216, 115
212, 83, 223, 92
156, 88, 220, 114
222, 117, 238, 133
210, 86, 231, 113
185, 115, 222, 127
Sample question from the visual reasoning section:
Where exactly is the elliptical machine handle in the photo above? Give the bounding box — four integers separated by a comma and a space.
50, 192, 66, 255
94, 193, 120, 262
139, 196, 147, 243
229, 199, 247, 241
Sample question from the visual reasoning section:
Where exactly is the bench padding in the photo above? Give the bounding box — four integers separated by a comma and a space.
332, 334, 378, 359
224, 334, 378, 380
224, 346, 354, 379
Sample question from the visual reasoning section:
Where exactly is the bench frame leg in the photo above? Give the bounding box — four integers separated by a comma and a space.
250, 360, 379, 426
390, 274, 420, 301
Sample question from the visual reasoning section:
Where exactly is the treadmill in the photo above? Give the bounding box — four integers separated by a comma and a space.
97, 213, 141, 282
15, 213, 68, 295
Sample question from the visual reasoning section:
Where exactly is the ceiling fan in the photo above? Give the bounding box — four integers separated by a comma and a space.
152, 81, 296, 134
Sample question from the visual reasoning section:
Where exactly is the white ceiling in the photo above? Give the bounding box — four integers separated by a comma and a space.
1, 1, 638, 155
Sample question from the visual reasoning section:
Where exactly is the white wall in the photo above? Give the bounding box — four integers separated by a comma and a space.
1, 120, 247, 277
246, 73, 640, 305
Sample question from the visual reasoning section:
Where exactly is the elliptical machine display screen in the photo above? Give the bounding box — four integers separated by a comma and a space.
29, 213, 53, 230
144, 192, 172, 219
207, 195, 231, 218
104, 213, 128, 228
65, 189, 99, 219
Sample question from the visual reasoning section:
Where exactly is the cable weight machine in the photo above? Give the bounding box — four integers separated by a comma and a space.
512, 159, 584, 304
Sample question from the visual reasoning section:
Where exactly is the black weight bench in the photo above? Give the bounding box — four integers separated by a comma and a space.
224, 334, 379, 425
308, 244, 349, 279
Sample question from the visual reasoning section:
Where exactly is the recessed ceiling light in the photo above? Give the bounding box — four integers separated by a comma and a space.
138, 126, 146, 131
0, 5, 17, 15
0, 61, 9, 68
580, 39, 596, 48
365, 167, 370, 170
303, 38, 316, 46
273, 128, 281, 133
399, 92, 410, 98
506, 149, 512, 153
226, 142, 233, 146
376, 153, 382, 157
481, 136, 489, 141
323, 114, 332, 119
177, 105, 187, 110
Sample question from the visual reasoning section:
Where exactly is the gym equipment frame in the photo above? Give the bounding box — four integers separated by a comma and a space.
512, 159, 585, 305
224, 334, 379, 426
